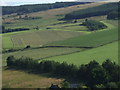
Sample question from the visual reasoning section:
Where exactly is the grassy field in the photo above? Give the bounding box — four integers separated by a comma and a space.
2, 47, 83, 66
3, 69, 64, 88
46, 22, 89, 31
2, 35, 13, 48
48, 21, 118, 47
2, 19, 115, 49
2, 30, 86, 49
43, 41, 118, 66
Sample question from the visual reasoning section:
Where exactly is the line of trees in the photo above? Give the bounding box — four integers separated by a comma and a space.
3, 2, 90, 15
82, 20, 107, 31
7, 56, 120, 88
2, 26, 30, 33
18, 15, 42, 20
64, 2, 119, 20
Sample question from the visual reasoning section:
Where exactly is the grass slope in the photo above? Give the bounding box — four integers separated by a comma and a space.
43, 41, 118, 66
2, 30, 84, 49
2, 47, 83, 66
48, 21, 118, 47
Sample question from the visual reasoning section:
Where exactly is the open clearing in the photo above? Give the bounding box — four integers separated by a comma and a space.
3, 69, 64, 88
43, 41, 118, 66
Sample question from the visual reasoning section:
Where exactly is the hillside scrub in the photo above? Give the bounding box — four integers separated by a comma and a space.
7, 56, 120, 87
82, 20, 107, 31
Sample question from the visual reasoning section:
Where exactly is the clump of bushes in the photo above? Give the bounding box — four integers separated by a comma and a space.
82, 20, 107, 31
6, 56, 120, 88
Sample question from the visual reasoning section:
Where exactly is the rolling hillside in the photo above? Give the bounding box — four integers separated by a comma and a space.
43, 41, 118, 66
64, 2, 119, 20
2, 1, 119, 88
47, 22, 118, 47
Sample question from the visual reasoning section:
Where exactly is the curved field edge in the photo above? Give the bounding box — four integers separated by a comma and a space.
47, 21, 118, 47
42, 41, 118, 66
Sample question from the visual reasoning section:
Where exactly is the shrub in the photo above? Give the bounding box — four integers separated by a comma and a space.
25, 45, 31, 49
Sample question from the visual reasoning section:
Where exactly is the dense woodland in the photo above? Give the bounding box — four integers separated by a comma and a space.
82, 20, 107, 31
7, 56, 120, 88
2, 2, 90, 15
107, 11, 120, 20
64, 2, 119, 20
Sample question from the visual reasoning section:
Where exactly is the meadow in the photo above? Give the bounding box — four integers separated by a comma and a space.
48, 22, 118, 47
2, 47, 83, 66
43, 41, 118, 66
2, 30, 85, 49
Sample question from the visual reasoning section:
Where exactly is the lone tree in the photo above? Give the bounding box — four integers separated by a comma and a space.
36, 26, 39, 30
85, 19, 88, 22
25, 45, 31, 49
73, 19, 77, 23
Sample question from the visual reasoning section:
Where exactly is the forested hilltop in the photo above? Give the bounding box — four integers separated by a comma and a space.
2, 2, 90, 15
64, 2, 119, 20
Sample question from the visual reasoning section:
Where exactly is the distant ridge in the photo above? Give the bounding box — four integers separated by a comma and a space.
3, 2, 91, 15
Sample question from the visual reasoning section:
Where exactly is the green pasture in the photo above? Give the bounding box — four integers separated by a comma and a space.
2, 36, 13, 49
48, 21, 118, 47
43, 41, 118, 66
3, 17, 61, 29
2, 30, 85, 49
2, 30, 36, 49
47, 23, 88, 31
2, 47, 83, 66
